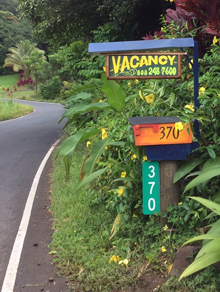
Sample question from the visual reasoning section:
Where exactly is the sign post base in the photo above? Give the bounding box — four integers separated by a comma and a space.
160, 161, 180, 227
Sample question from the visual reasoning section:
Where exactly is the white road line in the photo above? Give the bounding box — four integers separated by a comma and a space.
1, 140, 60, 292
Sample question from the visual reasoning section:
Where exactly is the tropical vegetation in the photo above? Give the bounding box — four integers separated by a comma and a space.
2, 0, 220, 291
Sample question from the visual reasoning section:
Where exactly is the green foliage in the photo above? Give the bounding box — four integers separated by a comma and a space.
49, 41, 105, 82
180, 197, 220, 280
39, 76, 62, 100
0, 3, 33, 74
19, 0, 174, 44
4, 40, 46, 78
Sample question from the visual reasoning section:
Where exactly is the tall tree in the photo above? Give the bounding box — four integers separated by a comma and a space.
3, 40, 46, 78
18, 0, 174, 45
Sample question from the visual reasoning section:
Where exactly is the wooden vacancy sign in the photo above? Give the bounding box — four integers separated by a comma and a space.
106, 52, 184, 80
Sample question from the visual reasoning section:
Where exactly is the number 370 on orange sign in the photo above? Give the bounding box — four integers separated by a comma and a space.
132, 123, 192, 146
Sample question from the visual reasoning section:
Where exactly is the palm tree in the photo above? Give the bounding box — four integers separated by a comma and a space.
3, 39, 46, 77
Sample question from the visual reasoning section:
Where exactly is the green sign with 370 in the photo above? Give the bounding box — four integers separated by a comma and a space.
106, 53, 182, 80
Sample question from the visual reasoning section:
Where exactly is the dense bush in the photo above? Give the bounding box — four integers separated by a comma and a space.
39, 76, 62, 100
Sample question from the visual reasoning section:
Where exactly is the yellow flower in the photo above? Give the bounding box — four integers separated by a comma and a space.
175, 122, 183, 131
105, 146, 108, 150
99, 99, 103, 102
131, 154, 137, 160
103, 66, 106, 72
161, 27, 164, 32
142, 155, 148, 162
189, 59, 193, 69
97, 158, 100, 163
118, 259, 129, 267
186, 74, 191, 79
133, 214, 138, 217
199, 87, 205, 95
127, 82, 131, 88
184, 103, 194, 112
121, 172, 126, 178
101, 128, 108, 140
86, 141, 91, 148
161, 246, 167, 253
144, 94, 154, 105
168, 264, 173, 275
178, 202, 182, 206
134, 79, 139, 84
213, 36, 218, 45
139, 90, 144, 101
163, 224, 168, 231
117, 187, 124, 197
109, 255, 120, 263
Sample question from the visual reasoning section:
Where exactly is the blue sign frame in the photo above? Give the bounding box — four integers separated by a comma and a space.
89, 37, 199, 142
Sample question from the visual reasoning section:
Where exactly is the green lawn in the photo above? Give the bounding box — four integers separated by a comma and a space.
0, 74, 20, 90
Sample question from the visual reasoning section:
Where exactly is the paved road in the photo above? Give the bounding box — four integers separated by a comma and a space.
0, 100, 68, 291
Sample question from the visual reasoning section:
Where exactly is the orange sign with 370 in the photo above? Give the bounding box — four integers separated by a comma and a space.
132, 123, 192, 146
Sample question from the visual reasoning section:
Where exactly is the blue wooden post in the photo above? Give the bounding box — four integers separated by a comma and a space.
193, 41, 200, 143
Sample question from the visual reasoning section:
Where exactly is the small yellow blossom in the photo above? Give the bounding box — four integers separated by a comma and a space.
99, 99, 103, 102
127, 82, 131, 88
184, 103, 194, 112
189, 59, 193, 69
180, 217, 182, 220
134, 79, 139, 84
161, 27, 164, 32
175, 122, 183, 131
178, 202, 182, 206
118, 259, 129, 267
133, 214, 138, 217
117, 187, 124, 197
139, 90, 144, 101
213, 36, 218, 45
168, 264, 173, 275
163, 224, 169, 231
101, 128, 108, 140
105, 146, 108, 150
144, 94, 154, 105
121, 172, 126, 178
97, 158, 100, 163
142, 155, 148, 162
199, 87, 206, 95
86, 141, 91, 148
161, 246, 167, 253
186, 74, 191, 79
128, 151, 131, 156
103, 66, 106, 72
131, 154, 137, 160
109, 255, 120, 263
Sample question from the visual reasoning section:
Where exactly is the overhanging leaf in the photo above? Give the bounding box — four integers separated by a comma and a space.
76, 168, 107, 191
84, 140, 125, 176
109, 213, 124, 240
179, 238, 220, 280
173, 158, 205, 183
184, 168, 220, 192
182, 233, 220, 246
188, 197, 220, 216
55, 127, 99, 158
102, 79, 126, 112
60, 102, 111, 120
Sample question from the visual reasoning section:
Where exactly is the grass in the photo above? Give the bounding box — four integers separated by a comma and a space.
50, 146, 149, 292
0, 98, 34, 121
50, 145, 220, 292
0, 74, 20, 90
